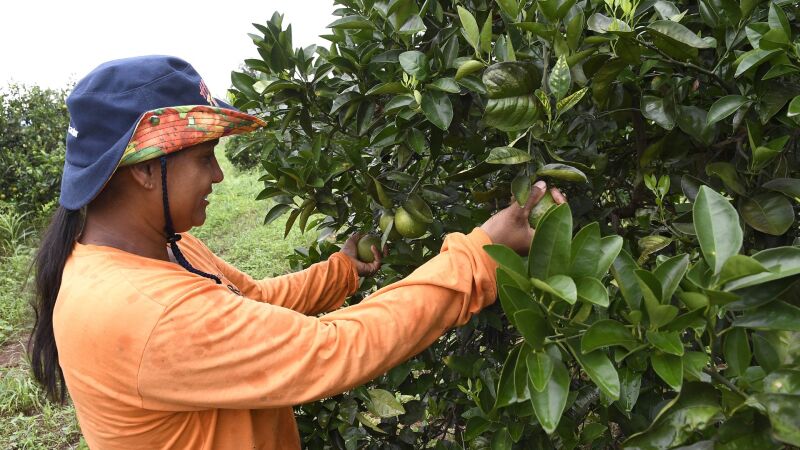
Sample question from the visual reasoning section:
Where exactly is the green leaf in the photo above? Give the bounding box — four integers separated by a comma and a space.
495, 346, 522, 409
384, 95, 415, 113
556, 87, 589, 115
581, 320, 637, 353
455, 60, 485, 80
491, 428, 513, 450
572, 346, 620, 401
495, 0, 519, 18
653, 254, 689, 302
611, 250, 643, 310
530, 356, 569, 434
734, 48, 780, 77
788, 95, 800, 118
651, 353, 683, 391
264, 203, 291, 225
421, 91, 453, 130
484, 244, 527, 277
647, 20, 716, 48
566, 11, 584, 50
428, 78, 461, 93
641, 95, 676, 130
596, 236, 623, 278
526, 351, 554, 392
486, 146, 531, 164
529, 203, 572, 279
740, 192, 795, 236
231, 71, 258, 99
734, 302, 800, 331
587, 13, 631, 33
511, 174, 531, 207
675, 106, 714, 146
694, 186, 743, 274
763, 178, 800, 198
678, 292, 709, 310
576, 277, 609, 307
457, 6, 481, 53
756, 393, 800, 446
365, 82, 407, 96
499, 283, 534, 320
399, 51, 429, 80
705, 162, 745, 195
399, 15, 426, 34
480, 12, 493, 55
531, 275, 577, 304
637, 235, 672, 265
617, 367, 642, 415
548, 56, 571, 101
328, 15, 376, 30
646, 330, 685, 356
768, 3, 791, 39
707, 95, 749, 126
753, 333, 782, 373
570, 222, 601, 278
367, 388, 405, 417
723, 328, 751, 376
483, 62, 542, 131
536, 163, 588, 183
624, 383, 722, 447
514, 309, 548, 350
718, 255, 769, 287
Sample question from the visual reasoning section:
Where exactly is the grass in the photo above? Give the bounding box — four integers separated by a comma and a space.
0, 140, 310, 448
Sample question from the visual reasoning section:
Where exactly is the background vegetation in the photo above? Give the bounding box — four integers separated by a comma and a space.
227, 0, 800, 447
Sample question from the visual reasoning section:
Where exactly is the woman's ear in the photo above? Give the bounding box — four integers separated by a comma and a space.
126, 160, 159, 190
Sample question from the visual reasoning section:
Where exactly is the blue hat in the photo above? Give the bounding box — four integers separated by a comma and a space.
60, 55, 265, 210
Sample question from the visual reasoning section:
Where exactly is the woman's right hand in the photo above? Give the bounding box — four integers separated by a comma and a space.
479, 180, 567, 255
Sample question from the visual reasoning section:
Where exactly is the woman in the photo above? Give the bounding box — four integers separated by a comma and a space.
29, 55, 564, 449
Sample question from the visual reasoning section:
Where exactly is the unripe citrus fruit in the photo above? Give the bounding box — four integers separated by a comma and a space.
529, 191, 556, 228
357, 235, 382, 262
395, 207, 428, 238
379, 212, 402, 240
403, 194, 434, 224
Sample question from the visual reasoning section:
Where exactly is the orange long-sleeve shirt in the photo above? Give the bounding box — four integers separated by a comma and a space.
53, 229, 498, 449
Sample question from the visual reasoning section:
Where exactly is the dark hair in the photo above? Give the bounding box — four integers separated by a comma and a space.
29, 206, 84, 403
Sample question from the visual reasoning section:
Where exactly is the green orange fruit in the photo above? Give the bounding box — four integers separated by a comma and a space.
529, 191, 556, 228
379, 212, 402, 240
357, 235, 382, 263
395, 207, 428, 238
403, 194, 434, 224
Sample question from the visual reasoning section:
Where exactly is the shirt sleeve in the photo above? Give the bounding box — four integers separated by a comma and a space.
137, 228, 498, 411
209, 246, 359, 315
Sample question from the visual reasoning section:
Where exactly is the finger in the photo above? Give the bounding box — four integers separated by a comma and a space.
522, 180, 548, 215
371, 245, 382, 263
345, 232, 363, 246
383, 245, 389, 257
550, 187, 567, 205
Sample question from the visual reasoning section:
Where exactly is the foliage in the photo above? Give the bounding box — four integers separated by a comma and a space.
225, 129, 275, 171
230, 0, 800, 448
0, 84, 70, 216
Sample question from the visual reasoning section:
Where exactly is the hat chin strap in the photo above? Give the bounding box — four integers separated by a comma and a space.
159, 156, 221, 284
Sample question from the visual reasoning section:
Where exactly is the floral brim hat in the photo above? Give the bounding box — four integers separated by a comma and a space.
119, 105, 266, 167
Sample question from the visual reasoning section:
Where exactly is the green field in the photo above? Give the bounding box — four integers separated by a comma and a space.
0, 144, 309, 448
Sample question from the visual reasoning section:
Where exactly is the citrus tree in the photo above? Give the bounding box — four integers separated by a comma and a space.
228, 1, 800, 448
0, 84, 69, 214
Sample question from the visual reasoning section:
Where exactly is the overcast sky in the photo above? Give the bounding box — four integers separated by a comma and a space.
0, 0, 335, 97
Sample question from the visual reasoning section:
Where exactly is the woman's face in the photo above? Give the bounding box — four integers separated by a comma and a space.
164, 140, 224, 232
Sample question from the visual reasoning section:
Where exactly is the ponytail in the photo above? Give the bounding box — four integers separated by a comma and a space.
29, 206, 84, 403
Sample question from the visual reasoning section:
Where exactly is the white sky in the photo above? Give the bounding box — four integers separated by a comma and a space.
0, 1, 335, 97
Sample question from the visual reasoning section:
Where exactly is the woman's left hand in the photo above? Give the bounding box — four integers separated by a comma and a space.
340, 233, 386, 277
